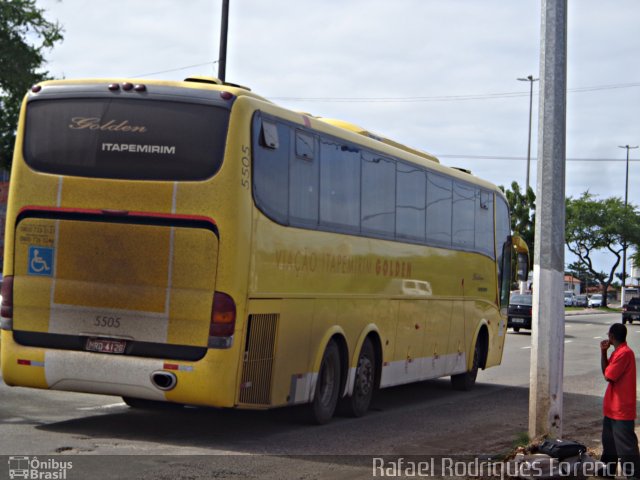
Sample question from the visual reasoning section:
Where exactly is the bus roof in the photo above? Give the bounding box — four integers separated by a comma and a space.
315, 118, 440, 164
245, 96, 503, 193
32, 77, 504, 195
36, 76, 272, 103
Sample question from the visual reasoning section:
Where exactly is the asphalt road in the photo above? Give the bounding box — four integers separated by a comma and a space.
0, 312, 630, 479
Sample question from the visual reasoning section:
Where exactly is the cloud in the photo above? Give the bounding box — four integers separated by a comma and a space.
33, 0, 640, 270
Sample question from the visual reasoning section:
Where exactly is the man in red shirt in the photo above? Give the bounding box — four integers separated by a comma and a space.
600, 323, 640, 478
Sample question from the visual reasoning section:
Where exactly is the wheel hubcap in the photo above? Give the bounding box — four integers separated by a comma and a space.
355, 356, 373, 397
319, 362, 335, 406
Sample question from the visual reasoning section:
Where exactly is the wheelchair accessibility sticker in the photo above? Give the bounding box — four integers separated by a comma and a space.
28, 246, 54, 276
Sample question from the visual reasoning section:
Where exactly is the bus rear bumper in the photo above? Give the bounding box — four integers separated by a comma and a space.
1, 331, 236, 407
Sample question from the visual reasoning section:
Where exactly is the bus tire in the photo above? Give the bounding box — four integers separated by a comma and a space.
451, 341, 480, 391
340, 338, 376, 417
308, 340, 341, 425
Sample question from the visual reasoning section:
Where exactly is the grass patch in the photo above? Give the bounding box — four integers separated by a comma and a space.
514, 431, 531, 448
585, 306, 621, 313
565, 306, 621, 312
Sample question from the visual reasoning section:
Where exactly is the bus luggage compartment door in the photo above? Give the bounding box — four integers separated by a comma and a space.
11, 216, 218, 354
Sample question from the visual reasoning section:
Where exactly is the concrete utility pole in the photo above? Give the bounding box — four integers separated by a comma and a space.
218, 0, 230, 82
517, 75, 539, 193
618, 145, 638, 308
529, 0, 567, 439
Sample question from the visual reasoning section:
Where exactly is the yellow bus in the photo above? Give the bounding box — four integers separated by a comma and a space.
1, 77, 527, 424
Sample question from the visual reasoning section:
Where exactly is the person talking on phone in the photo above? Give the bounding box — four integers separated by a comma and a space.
600, 323, 640, 479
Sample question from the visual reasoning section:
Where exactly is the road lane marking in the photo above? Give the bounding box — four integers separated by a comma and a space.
565, 340, 573, 343
594, 336, 602, 339
521, 346, 532, 350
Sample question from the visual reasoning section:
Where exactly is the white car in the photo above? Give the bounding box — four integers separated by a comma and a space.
564, 292, 575, 306
588, 294, 603, 308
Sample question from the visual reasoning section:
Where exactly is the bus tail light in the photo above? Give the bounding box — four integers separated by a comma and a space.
209, 291, 236, 349
1, 275, 14, 329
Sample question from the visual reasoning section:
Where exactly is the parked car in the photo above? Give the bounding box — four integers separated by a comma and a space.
588, 294, 603, 308
564, 292, 575, 307
622, 297, 640, 324
508, 293, 533, 332
574, 294, 588, 307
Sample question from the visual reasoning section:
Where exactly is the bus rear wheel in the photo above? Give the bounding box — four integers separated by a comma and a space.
340, 338, 376, 417
451, 341, 480, 391
308, 340, 341, 425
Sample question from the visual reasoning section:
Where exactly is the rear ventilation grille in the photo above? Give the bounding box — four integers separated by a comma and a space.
239, 314, 279, 405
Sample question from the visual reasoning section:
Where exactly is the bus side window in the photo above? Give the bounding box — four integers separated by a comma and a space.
475, 190, 495, 258
396, 162, 426, 242
295, 131, 314, 160
452, 181, 475, 249
361, 152, 396, 237
426, 173, 453, 247
319, 139, 361, 232
261, 120, 279, 149
253, 115, 290, 224
290, 131, 319, 227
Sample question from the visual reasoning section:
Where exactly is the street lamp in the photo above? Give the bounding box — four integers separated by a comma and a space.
218, 0, 230, 81
517, 75, 539, 192
618, 144, 638, 306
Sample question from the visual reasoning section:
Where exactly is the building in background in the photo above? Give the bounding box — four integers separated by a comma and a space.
564, 274, 581, 295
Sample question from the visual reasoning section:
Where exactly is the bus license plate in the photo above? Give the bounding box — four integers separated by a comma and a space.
86, 338, 126, 354
512, 318, 525, 324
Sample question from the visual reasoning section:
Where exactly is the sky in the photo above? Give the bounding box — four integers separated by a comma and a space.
35, 0, 640, 280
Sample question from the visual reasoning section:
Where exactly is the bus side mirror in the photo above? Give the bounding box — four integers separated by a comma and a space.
517, 253, 529, 282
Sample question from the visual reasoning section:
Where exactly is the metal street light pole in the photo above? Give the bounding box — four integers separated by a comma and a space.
618, 144, 638, 307
518, 75, 539, 193
218, 0, 230, 82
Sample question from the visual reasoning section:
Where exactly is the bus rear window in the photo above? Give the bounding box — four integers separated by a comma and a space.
24, 98, 229, 181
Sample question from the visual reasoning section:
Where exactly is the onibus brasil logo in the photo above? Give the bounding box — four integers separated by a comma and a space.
8, 456, 72, 479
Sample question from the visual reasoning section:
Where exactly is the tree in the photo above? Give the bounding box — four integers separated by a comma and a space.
500, 181, 536, 264
565, 192, 640, 307
0, 0, 63, 170
566, 261, 602, 293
